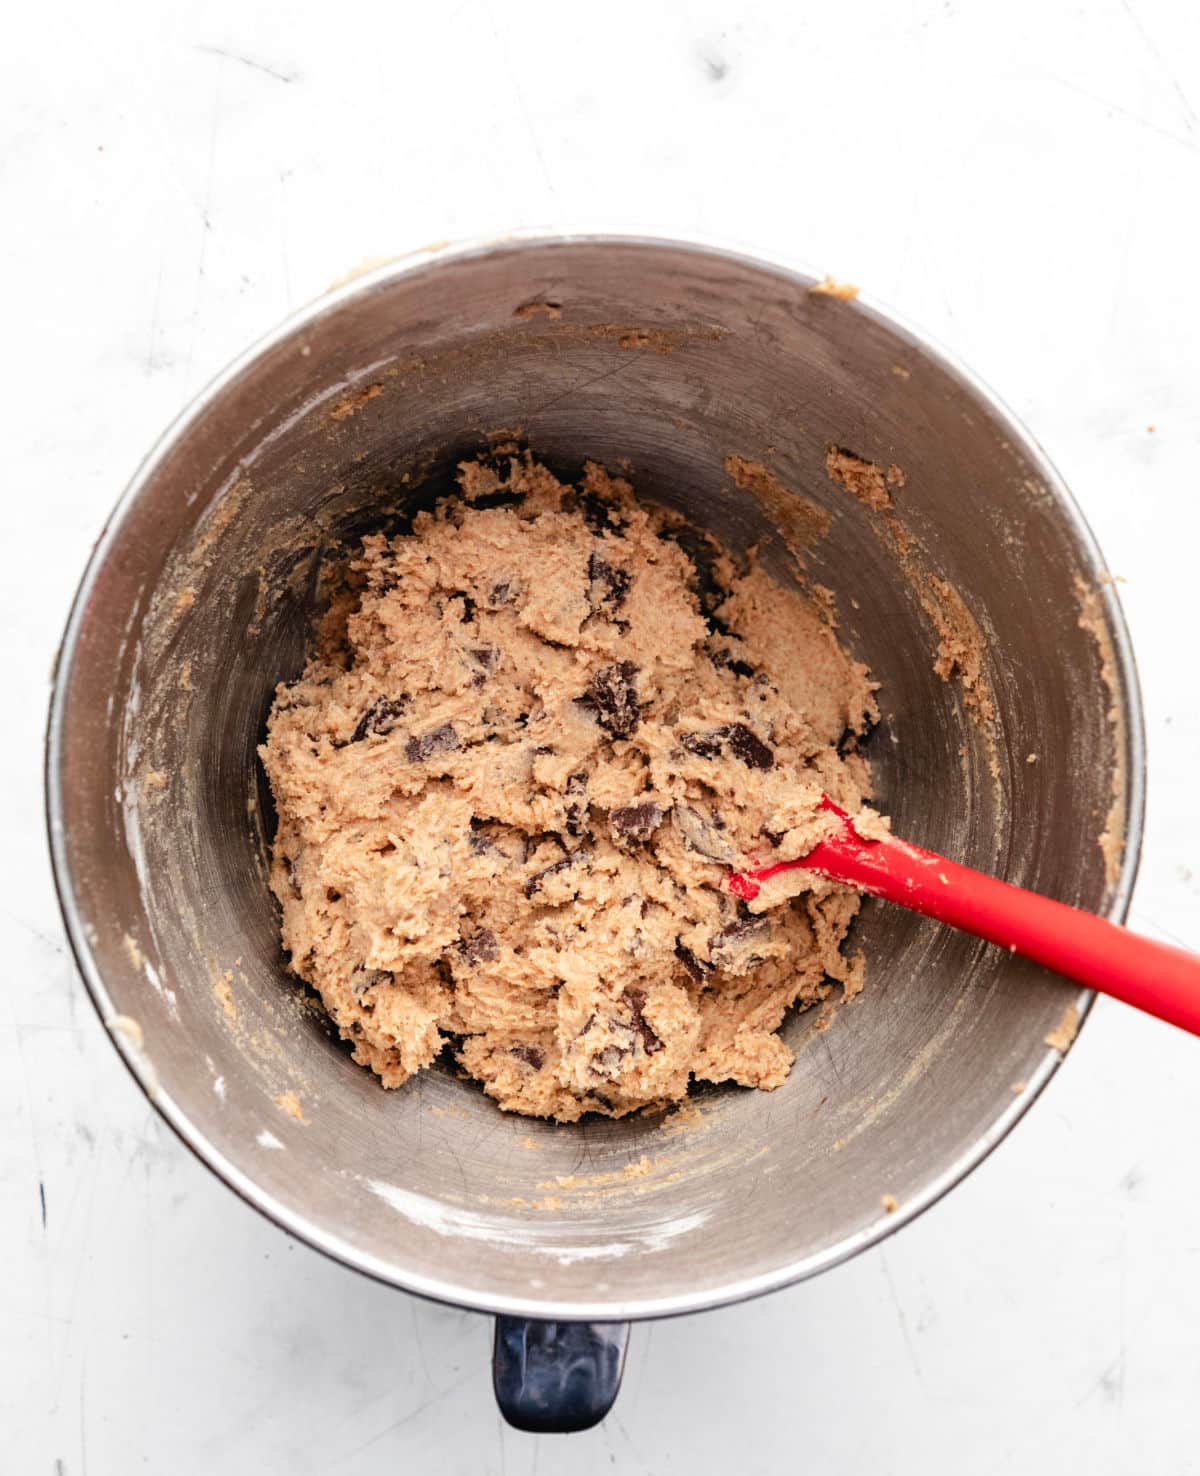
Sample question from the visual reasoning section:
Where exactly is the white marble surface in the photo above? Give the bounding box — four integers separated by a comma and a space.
5, 0, 1200, 1470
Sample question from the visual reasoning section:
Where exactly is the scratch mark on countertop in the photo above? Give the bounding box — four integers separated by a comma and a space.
410, 1298, 433, 1388
481, 0, 559, 204
183, 79, 223, 389
330, 1370, 476, 1465
1, 907, 67, 956
78, 1349, 89, 1476
880, 1246, 926, 1389
144, 252, 168, 374
1117, 0, 1197, 134
1037, 69, 1200, 156
195, 44, 298, 85
39, 1179, 47, 1229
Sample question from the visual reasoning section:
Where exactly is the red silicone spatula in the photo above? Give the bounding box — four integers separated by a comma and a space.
728, 797, 1200, 1036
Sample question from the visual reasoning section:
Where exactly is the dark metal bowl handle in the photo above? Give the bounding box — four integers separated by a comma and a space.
492, 1317, 631, 1432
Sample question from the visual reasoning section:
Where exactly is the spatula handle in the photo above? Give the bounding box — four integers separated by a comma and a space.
733, 802, 1200, 1037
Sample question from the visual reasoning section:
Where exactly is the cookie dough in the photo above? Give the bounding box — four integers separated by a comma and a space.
260, 452, 881, 1120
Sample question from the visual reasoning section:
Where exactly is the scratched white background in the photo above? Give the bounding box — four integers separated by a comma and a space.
5, 0, 1200, 1471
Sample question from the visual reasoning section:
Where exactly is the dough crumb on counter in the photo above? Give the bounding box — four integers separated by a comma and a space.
260, 452, 883, 1121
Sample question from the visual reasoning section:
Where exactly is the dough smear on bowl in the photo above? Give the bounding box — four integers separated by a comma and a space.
260, 452, 883, 1121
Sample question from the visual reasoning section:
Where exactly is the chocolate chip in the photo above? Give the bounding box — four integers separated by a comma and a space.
457, 927, 499, 965
709, 917, 772, 971
680, 729, 724, 759
442, 590, 478, 623
587, 550, 631, 611
349, 695, 408, 743
488, 579, 514, 606
595, 1044, 627, 1073
581, 661, 640, 738
467, 646, 498, 686
467, 824, 494, 855
610, 801, 665, 844
723, 722, 774, 770
710, 647, 756, 679
585, 1013, 640, 1078
679, 723, 773, 769
405, 722, 460, 763
623, 987, 664, 1054
524, 849, 591, 898
675, 940, 713, 983
565, 770, 589, 835
512, 1044, 545, 1070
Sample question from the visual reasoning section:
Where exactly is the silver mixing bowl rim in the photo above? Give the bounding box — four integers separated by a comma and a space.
44, 230, 1147, 1322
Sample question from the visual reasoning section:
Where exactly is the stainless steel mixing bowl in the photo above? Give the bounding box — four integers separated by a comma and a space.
46, 234, 1144, 1431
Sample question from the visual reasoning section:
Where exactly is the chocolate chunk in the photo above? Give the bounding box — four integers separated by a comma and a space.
349, 695, 408, 743
679, 723, 773, 769
584, 1013, 640, 1079
488, 579, 515, 606
467, 646, 499, 686
710, 647, 756, 679
582, 661, 641, 738
675, 940, 713, 983
565, 770, 589, 835
709, 918, 772, 972
594, 1043, 628, 1074
467, 824, 494, 855
723, 722, 774, 770
457, 927, 499, 966
680, 729, 724, 759
405, 722, 460, 763
524, 849, 591, 898
587, 550, 631, 612
672, 804, 738, 864
610, 801, 665, 844
623, 987, 664, 1054
512, 1044, 545, 1070
451, 591, 476, 623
